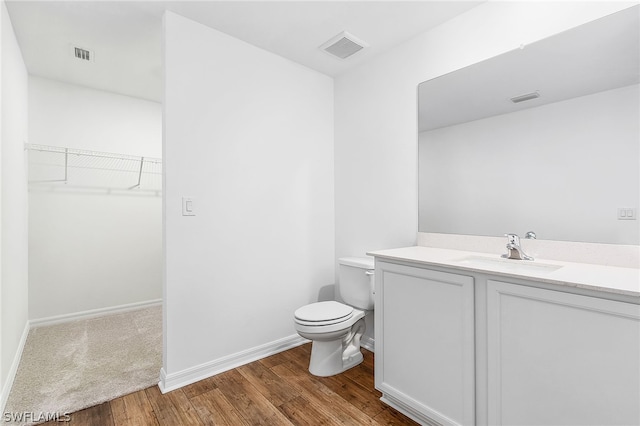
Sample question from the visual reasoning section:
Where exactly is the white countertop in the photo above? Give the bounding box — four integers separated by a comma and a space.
367, 246, 640, 298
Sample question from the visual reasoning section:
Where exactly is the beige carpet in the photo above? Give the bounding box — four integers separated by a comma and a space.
3, 305, 161, 425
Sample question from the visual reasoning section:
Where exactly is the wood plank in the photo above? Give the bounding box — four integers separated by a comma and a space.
373, 407, 421, 425
280, 343, 313, 371
287, 342, 313, 355
270, 363, 378, 425
341, 357, 376, 394
190, 387, 251, 426
280, 343, 387, 418
315, 371, 388, 418
362, 348, 375, 368
258, 350, 292, 369
264, 350, 309, 379
282, 342, 311, 360
237, 359, 299, 406
144, 386, 203, 426
210, 369, 294, 426
110, 389, 158, 426
68, 402, 114, 426
181, 376, 218, 400
278, 395, 336, 425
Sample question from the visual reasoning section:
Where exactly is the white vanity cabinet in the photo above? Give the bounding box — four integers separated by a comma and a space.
374, 260, 475, 426
486, 280, 640, 426
372, 254, 640, 426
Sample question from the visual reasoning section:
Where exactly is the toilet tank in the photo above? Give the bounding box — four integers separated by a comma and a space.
338, 257, 375, 310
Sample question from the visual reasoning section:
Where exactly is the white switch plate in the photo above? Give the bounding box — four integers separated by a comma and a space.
182, 197, 195, 216
617, 208, 636, 220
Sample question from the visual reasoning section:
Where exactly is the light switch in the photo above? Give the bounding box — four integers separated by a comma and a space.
618, 208, 636, 220
182, 197, 195, 216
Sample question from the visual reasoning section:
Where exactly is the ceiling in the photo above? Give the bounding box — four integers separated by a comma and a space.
418, 5, 640, 132
5, 1, 482, 103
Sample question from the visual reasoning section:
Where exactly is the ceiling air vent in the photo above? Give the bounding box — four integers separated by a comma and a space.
320, 31, 368, 59
72, 46, 94, 62
510, 91, 540, 104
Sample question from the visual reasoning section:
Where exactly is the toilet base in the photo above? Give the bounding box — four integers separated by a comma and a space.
308, 339, 364, 377
342, 349, 364, 372
306, 318, 366, 377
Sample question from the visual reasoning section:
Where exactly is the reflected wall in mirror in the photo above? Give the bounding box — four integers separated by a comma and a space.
418, 6, 639, 245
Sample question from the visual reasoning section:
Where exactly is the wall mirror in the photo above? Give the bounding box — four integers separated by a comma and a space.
418, 6, 639, 245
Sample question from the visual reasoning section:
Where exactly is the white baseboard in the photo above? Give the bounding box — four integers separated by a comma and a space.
361, 335, 375, 353
380, 393, 441, 426
29, 299, 162, 328
158, 334, 308, 393
0, 321, 30, 415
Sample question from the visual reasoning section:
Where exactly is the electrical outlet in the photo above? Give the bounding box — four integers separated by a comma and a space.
617, 208, 636, 220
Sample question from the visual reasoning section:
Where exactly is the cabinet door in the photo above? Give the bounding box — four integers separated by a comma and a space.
375, 261, 475, 426
487, 280, 640, 426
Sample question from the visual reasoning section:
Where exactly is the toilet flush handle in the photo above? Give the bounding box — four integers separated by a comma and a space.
365, 269, 375, 295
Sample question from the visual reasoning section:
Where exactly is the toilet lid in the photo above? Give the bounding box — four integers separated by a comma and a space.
294, 301, 353, 326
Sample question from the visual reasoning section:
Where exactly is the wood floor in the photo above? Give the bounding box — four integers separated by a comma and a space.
43, 343, 418, 425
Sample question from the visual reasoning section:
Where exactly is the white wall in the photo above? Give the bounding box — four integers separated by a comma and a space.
162, 11, 334, 388
28, 76, 161, 158
27, 77, 162, 320
0, 0, 29, 410
420, 85, 640, 245
334, 1, 636, 340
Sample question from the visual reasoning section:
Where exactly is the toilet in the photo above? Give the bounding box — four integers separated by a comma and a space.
294, 257, 374, 377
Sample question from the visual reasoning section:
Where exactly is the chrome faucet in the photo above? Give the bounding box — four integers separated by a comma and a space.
501, 233, 534, 261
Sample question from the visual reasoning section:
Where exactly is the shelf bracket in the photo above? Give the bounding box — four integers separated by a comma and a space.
128, 156, 145, 190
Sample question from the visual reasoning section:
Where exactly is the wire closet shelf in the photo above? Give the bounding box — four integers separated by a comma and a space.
26, 144, 162, 193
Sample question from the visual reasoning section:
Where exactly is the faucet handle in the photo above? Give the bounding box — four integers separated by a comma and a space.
504, 233, 520, 245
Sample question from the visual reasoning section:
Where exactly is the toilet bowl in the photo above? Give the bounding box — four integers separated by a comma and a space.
294, 301, 366, 376
294, 257, 374, 377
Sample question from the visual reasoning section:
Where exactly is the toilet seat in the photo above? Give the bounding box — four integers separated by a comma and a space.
294, 301, 353, 327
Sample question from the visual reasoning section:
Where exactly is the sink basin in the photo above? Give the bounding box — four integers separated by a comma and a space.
455, 256, 563, 275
